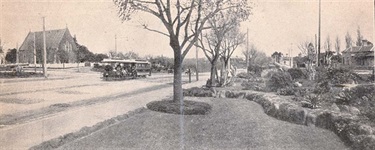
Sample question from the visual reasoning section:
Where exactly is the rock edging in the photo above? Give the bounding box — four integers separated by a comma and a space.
184, 88, 375, 150
29, 107, 147, 150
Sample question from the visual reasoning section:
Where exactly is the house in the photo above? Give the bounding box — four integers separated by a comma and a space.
281, 56, 292, 67
342, 40, 374, 68
18, 28, 77, 64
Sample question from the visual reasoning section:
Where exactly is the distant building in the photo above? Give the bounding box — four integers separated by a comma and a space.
18, 28, 77, 64
281, 56, 292, 67
342, 40, 374, 68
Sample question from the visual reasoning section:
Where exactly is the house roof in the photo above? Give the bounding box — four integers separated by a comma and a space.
342, 45, 373, 53
19, 28, 72, 51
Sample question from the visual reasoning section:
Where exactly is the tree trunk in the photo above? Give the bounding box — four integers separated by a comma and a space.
209, 63, 217, 87
171, 39, 183, 103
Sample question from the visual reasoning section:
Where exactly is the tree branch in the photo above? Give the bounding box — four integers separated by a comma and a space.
142, 24, 169, 37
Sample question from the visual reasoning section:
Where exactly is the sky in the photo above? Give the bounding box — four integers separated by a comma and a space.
0, 0, 374, 59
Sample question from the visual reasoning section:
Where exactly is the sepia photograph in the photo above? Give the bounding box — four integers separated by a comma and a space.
0, 0, 374, 149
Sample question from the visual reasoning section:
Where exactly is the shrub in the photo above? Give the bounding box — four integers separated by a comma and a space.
265, 70, 293, 92
287, 68, 307, 80
335, 84, 375, 120
247, 64, 263, 76
241, 80, 265, 91
277, 87, 295, 96
316, 67, 363, 85
336, 84, 375, 106
236, 72, 255, 79
147, 100, 212, 115
313, 81, 331, 94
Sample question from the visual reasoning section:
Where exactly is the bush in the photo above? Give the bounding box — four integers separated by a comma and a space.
241, 80, 265, 91
265, 70, 293, 92
247, 64, 263, 76
287, 68, 307, 80
316, 67, 363, 85
236, 72, 255, 79
147, 100, 212, 115
335, 84, 375, 120
277, 86, 295, 96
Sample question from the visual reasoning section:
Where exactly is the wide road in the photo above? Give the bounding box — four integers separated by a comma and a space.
0, 68, 208, 149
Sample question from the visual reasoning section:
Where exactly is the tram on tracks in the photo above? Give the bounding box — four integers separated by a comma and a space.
101, 59, 151, 81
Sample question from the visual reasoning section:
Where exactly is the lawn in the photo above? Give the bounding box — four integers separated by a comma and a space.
58, 97, 347, 150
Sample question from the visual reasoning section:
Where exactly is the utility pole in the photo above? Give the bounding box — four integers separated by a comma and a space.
115, 34, 117, 54
317, 0, 321, 66
34, 32, 37, 72
195, 41, 199, 81
16, 43, 19, 64
246, 28, 249, 73
290, 43, 293, 67
42, 17, 47, 77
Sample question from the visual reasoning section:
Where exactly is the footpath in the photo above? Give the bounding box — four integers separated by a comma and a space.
0, 79, 207, 149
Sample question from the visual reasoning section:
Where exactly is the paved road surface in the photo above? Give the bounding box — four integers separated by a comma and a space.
0, 73, 207, 149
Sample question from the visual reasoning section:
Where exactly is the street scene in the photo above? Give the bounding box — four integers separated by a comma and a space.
1, 0, 374, 150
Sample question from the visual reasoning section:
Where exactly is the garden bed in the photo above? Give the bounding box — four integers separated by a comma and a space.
184, 87, 375, 149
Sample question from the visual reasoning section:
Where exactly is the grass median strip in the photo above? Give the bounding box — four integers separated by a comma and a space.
45, 98, 346, 150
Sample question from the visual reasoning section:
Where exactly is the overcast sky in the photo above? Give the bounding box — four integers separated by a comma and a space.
1, 0, 374, 58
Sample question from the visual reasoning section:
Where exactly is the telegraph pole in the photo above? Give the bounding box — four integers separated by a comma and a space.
317, 0, 321, 66
290, 43, 293, 67
115, 34, 117, 54
42, 17, 47, 77
246, 28, 249, 73
16, 43, 19, 64
195, 41, 199, 81
34, 32, 37, 72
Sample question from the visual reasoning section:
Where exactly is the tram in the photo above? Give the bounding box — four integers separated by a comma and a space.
101, 59, 151, 80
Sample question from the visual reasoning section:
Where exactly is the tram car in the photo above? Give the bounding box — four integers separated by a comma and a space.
101, 59, 151, 81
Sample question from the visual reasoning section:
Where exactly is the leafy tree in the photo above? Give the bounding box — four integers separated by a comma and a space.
244, 44, 271, 75
57, 49, 69, 68
113, 0, 251, 102
271, 51, 283, 63
93, 53, 109, 62
5, 48, 17, 63
148, 55, 174, 72
76, 45, 94, 62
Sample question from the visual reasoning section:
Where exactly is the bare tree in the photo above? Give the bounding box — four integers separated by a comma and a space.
345, 32, 352, 48
220, 26, 245, 86
335, 35, 340, 54
297, 40, 311, 56
113, 0, 250, 101
324, 35, 331, 52
356, 26, 363, 46
197, 4, 249, 87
